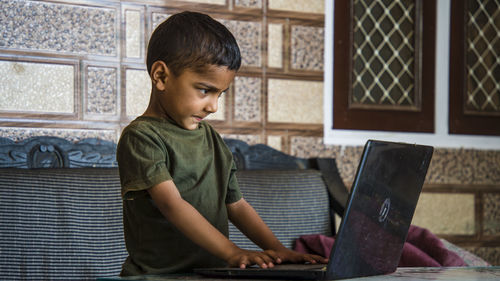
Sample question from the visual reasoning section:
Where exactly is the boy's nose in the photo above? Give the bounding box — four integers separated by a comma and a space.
205, 96, 218, 113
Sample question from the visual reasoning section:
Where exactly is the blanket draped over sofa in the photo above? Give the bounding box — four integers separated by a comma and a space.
0, 137, 488, 281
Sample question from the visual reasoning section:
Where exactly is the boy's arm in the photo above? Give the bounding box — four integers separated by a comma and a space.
227, 198, 328, 265
148, 180, 277, 268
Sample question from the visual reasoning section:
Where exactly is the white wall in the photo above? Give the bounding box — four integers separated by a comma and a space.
324, 0, 500, 149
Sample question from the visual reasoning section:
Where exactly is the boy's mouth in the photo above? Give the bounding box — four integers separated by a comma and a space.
193, 115, 205, 122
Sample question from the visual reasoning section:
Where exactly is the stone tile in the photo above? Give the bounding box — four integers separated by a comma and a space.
0, 0, 117, 56
234, 76, 261, 122
268, 0, 324, 14
268, 23, 283, 68
483, 193, 500, 236
0, 127, 117, 143
336, 145, 365, 184
267, 79, 323, 124
426, 148, 500, 185
290, 136, 340, 159
465, 246, 500, 266
125, 10, 141, 58
267, 135, 282, 151
152, 13, 170, 31
220, 19, 262, 67
178, 0, 225, 5
125, 69, 151, 117
0, 60, 74, 113
222, 134, 262, 145
412, 193, 476, 235
235, 0, 262, 8
86, 66, 118, 116
291, 25, 324, 71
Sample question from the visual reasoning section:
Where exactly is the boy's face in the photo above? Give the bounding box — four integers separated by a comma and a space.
159, 64, 236, 130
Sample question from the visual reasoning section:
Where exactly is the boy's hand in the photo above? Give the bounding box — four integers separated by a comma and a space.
226, 249, 279, 269
226, 248, 328, 268
270, 248, 328, 265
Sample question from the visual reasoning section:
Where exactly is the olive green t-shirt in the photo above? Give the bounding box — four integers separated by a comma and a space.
116, 116, 242, 276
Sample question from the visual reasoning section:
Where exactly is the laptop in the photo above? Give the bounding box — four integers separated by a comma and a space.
195, 139, 434, 280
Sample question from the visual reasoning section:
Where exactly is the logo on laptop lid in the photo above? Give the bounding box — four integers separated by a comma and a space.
378, 198, 391, 222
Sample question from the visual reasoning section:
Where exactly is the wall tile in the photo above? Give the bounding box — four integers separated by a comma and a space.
177, 0, 226, 5
125, 10, 142, 58
221, 20, 262, 67
336, 145, 365, 184
0, 60, 74, 113
290, 136, 340, 158
268, 23, 283, 68
152, 13, 170, 31
291, 25, 324, 71
483, 193, 500, 236
0, 0, 117, 56
222, 134, 262, 145
126, 69, 151, 117
268, 0, 324, 14
234, 76, 261, 122
0, 127, 117, 143
412, 193, 476, 235
426, 148, 500, 185
235, 0, 262, 8
268, 79, 323, 124
267, 135, 282, 151
466, 246, 500, 266
86, 66, 118, 116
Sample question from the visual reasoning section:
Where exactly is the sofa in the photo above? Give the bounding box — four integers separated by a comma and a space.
0, 136, 346, 280
0, 136, 487, 281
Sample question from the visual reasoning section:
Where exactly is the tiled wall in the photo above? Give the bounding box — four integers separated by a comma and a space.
0, 0, 499, 265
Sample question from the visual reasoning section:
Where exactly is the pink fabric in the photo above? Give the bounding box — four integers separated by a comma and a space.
294, 225, 467, 267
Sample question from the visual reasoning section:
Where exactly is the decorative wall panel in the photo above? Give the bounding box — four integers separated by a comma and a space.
268, 79, 323, 124
268, 0, 324, 14
267, 23, 283, 68
412, 193, 476, 235
0, 127, 116, 142
0, 0, 117, 56
86, 66, 118, 116
234, 76, 261, 122
125, 69, 151, 117
0, 60, 74, 113
291, 26, 324, 71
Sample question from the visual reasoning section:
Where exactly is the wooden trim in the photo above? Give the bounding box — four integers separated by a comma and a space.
448, 0, 500, 136
333, 0, 435, 132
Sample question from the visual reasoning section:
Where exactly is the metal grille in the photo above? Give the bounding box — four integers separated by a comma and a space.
466, 0, 500, 114
351, 0, 419, 109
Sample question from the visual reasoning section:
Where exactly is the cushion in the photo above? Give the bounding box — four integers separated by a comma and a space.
229, 169, 332, 250
0, 168, 127, 281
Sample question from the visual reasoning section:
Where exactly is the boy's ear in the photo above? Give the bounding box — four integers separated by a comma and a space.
151, 61, 169, 91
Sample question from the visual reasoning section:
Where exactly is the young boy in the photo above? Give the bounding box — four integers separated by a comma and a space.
116, 11, 327, 276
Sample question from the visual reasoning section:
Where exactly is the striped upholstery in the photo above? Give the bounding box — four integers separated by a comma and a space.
229, 170, 332, 250
0, 168, 127, 281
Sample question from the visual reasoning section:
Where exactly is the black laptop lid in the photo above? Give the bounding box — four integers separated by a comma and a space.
326, 140, 433, 280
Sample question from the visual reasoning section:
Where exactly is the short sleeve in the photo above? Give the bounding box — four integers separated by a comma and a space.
225, 161, 242, 204
117, 128, 172, 199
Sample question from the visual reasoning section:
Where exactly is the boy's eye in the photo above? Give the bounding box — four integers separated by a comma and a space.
199, 88, 209, 94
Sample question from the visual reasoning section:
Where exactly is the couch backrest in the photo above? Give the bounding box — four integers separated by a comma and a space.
0, 168, 127, 281
231, 170, 332, 250
0, 137, 339, 280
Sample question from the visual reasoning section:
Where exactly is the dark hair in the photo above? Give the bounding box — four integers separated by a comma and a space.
146, 11, 241, 76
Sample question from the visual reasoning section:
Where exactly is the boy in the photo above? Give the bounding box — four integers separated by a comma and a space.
117, 11, 327, 276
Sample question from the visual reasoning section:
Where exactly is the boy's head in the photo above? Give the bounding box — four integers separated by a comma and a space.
146, 11, 241, 77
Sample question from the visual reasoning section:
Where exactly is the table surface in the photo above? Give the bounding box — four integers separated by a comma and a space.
97, 266, 500, 281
